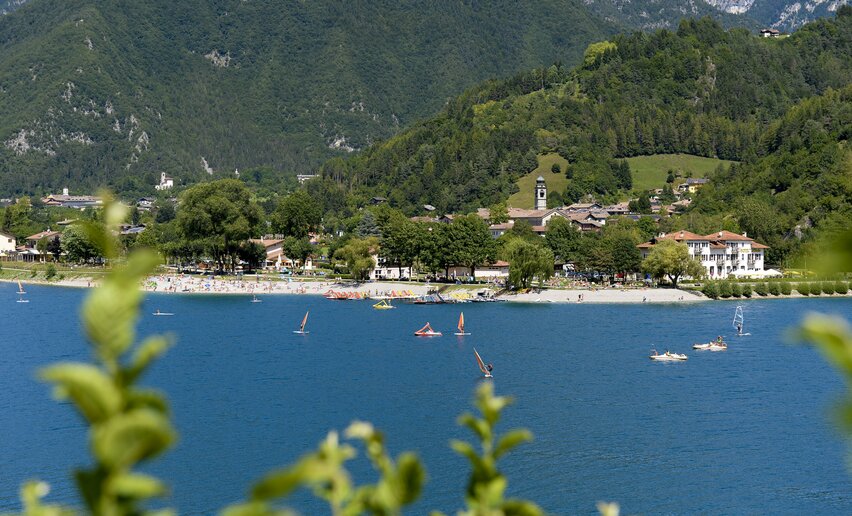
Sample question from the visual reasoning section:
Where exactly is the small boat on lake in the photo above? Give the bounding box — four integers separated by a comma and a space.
649, 349, 687, 361
373, 299, 395, 310
474, 348, 493, 378
251, 295, 262, 303
414, 322, 442, 336
454, 312, 470, 336
293, 311, 310, 334
153, 309, 173, 316
693, 336, 727, 351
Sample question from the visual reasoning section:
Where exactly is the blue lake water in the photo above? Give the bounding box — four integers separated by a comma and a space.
2, 283, 851, 514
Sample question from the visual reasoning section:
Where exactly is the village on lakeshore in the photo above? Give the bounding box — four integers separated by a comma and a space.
1, 169, 846, 304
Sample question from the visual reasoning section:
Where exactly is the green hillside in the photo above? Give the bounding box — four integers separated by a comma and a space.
626, 154, 735, 191
507, 153, 570, 209
0, 0, 618, 197
329, 12, 852, 214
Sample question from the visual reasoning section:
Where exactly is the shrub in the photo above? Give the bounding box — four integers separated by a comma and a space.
754, 282, 769, 296
731, 282, 743, 298
810, 282, 822, 295
30, 268, 37, 278
797, 283, 810, 295
836, 281, 849, 295
822, 281, 835, 295
719, 281, 733, 298
768, 282, 781, 296
780, 282, 792, 295
45, 263, 57, 280
741, 284, 752, 298
701, 281, 719, 299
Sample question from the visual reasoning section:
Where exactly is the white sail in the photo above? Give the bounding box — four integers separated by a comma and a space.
733, 306, 744, 333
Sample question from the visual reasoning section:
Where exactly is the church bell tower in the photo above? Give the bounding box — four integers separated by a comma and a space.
535, 176, 547, 210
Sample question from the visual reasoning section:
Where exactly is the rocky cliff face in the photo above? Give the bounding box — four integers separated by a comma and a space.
706, 0, 849, 28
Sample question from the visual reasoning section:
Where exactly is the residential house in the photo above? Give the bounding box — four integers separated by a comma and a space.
447, 261, 510, 281
760, 28, 780, 38
137, 198, 156, 211
604, 202, 630, 216
369, 196, 387, 205
677, 178, 710, 194
638, 230, 769, 279
370, 255, 411, 280
0, 230, 16, 258
21, 229, 62, 262
296, 174, 319, 184
565, 202, 602, 212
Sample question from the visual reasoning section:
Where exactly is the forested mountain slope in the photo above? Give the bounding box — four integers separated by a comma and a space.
322, 11, 850, 215
0, 0, 616, 196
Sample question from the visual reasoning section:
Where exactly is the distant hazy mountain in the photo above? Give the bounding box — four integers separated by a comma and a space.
704, 0, 850, 29
0, 0, 616, 196
0, 0, 26, 15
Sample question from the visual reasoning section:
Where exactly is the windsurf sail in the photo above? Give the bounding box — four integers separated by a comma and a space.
299, 311, 309, 332
17, 280, 25, 294
458, 312, 465, 333
733, 305, 744, 333
473, 348, 491, 377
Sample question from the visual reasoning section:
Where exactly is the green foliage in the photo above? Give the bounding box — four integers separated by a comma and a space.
45, 263, 57, 280
503, 238, 554, 290
836, 281, 849, 295
701, 281, 719, 299
823, 281, 836, 295
754, 282, 769, 296
62, 224, 103, 264
334, 237, 378, 281
641, 239, 704, 287
719, 280, 733, 298
810, 282, 822, 295
23, 200, 176, 515
272, 191, 322, 239
796, 282, 810, 296
449, 382, 543, 516
176, 179, 262, 272
741, 283, 753, 298
445, 215, 497, 277
780, 282, 792, 295
731, 282, 743, 298
768, 282, 781, 296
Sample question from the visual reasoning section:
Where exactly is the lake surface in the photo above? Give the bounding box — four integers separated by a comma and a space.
2, 284, 851, 514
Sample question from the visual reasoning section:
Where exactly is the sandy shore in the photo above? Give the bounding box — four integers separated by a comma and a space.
5, 275, 703, 304
503, 287, 704, 304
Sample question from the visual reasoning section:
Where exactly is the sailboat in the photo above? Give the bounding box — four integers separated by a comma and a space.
474, 348, 493, 378
414, 322, 442, 336
454, 312, 470, 336
293, 311, 309, 334
733, 305, 750, 336
16, 280, 28, 303
373, 299, 395, 310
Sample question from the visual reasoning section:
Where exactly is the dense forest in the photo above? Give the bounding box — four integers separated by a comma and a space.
320, 11, 850, 219
0, 0, 617, 197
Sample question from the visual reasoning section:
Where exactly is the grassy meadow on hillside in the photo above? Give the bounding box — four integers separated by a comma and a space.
508, 153, 570, 209
626, 154, 735, 191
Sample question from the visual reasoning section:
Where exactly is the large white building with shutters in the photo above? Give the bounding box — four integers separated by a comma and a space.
638, 230, 769, 279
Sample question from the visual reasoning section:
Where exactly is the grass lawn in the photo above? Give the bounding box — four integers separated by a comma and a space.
507, 153, 569, 209
626, 153, 735, 192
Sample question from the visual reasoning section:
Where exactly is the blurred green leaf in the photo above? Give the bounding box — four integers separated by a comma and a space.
495, 430, 533, 459
502, 498, 545, 516
396, 452, 425, 504
92, 409, 176, 469
40, 363, 121, 424
109, 472, 167, 499
125, 336, 173, 385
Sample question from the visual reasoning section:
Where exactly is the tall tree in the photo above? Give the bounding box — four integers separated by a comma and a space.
176, 179, 262, 272
272, 191, 322, 238
503, 238, 554, 290
446, 215, 496, 277
641, 239, 704, 287
544, 217, 581, 263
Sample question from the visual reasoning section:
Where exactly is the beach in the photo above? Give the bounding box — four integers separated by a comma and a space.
4, 274, 705, 304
